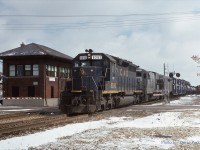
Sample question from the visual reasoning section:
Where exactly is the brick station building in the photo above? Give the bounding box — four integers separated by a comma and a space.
0, 43, 72, 106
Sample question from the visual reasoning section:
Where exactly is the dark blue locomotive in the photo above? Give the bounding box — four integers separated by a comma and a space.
60, 49, 140, 114
59, 50, 196, 114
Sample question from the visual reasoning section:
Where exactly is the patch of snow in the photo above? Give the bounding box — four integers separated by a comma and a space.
6, 53, 16, 56
185, 136, 200, 144
168, 95, 198, 105
0, 106, 22, 108
39, 51, 45, 55
110, 112, 187, 128
3, 109, 34, 112
126, 109, 133, 111
0, 119, 109, 149
35, 128, 174, 150
151, 102, 163, 106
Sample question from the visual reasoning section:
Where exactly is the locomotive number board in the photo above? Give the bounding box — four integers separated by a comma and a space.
79, 55, 102, 60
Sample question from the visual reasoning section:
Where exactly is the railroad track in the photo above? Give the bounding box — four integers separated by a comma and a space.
0, 98, 179, 140
138, 99, 164, 105
0, 112, 38, 120
0, 113, 89, 139
137, 97, 178, 105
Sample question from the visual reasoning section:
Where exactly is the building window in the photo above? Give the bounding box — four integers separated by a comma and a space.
67, 68, 71, 78
50, 66, 54, 77
33, 64, 39, 76
9, 64, 39, 77
25, 65, 31, 76
46, 65, 57, 77
9, 65, 16, 76
55, 66, 57, 77
17, 65, 24, 76
65, 68, 69, 78
59, 67, 65, 77
59, 67, 71, 78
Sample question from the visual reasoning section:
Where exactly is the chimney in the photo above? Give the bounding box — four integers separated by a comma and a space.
21, 42, 25, 47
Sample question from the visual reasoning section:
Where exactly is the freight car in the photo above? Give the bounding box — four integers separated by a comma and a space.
163, 75, 196, 97
59, 49, 195, 114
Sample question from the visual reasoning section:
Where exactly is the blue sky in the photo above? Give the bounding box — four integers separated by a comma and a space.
0, 0, 200, 85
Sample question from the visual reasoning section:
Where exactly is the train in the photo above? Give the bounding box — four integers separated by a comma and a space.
59, 49, 196, 114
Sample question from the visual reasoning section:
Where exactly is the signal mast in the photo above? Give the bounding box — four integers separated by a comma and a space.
191, 55, 200, 76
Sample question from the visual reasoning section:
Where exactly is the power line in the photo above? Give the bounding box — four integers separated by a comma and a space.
0, 13, 200, 30
0, 11, 200, 18
2, 14, 198, 26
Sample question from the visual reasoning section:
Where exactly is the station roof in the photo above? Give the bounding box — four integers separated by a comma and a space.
0, 43, 73, 61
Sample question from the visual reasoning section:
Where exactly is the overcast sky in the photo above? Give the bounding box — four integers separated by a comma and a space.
0, 0, 200, 86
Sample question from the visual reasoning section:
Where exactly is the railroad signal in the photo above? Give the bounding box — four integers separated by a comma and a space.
191, 55, 200, 76
169, 72, 180, 78
85, 49, 93, 53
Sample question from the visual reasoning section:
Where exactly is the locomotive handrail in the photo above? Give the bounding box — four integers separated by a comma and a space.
104, 68, 109, 78
98, 76, 105, 90
91, 76, 98, 90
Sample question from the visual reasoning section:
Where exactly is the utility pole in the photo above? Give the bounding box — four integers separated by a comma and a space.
164, 63, 166, 76
164, 63, 169, 77
163, 63, 169, 103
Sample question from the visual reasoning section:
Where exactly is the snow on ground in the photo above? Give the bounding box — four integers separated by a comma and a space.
0, 106, 33, 111
1, 95, 200, 149
168, 95, 200, 105
2, 109, 34, 112
0, 113, 185, 149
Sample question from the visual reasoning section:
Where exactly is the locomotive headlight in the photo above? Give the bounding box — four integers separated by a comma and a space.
80, 68, 85, 76
91, 69, 94, 72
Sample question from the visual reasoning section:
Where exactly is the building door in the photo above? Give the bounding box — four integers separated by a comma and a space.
28, 86, 35, 97
12, 86, 19, 97
51, 86, 54, 98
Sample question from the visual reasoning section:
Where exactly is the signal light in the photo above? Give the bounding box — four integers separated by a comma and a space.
176, 73, 180, 77
169, 72, 174, 78
169, 72, 180, 78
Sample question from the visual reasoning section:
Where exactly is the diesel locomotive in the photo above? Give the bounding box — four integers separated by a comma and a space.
59, 49, 196, 114
59, 49, 143, 114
